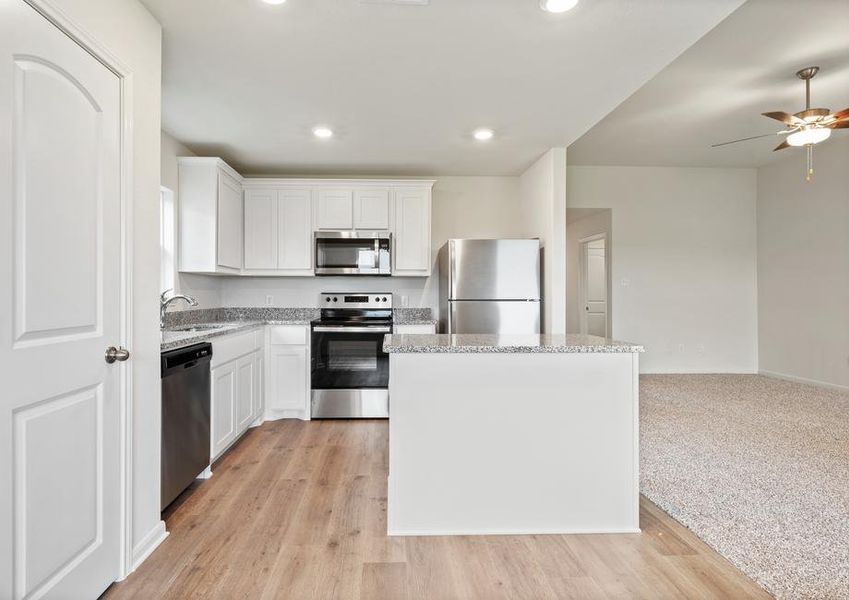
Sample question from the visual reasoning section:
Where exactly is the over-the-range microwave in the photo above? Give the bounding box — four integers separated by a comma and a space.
314, 231, 391, 276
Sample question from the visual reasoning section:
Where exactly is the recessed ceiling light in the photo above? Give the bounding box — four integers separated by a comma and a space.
261, 0, 286, 5
312, 126, 334, 139
540, 0, 578, 13
473, 128, 494, 141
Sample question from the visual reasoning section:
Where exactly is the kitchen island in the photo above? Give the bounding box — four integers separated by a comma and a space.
384, 333, 644, 536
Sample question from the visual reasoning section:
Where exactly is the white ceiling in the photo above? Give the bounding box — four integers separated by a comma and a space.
141, 0, 746, 176
568, 0, 849, 168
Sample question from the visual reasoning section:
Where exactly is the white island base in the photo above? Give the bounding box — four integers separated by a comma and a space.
385, 335, 643, 537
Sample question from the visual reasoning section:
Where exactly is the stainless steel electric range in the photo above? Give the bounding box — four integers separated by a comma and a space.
310, 293, 393, 418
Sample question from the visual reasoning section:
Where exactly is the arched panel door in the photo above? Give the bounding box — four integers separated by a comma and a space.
0, 2, 123, 599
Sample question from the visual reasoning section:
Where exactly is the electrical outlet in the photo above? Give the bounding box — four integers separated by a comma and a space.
265, 295, 274, 306
401, 295, 409, 307
697, 344, 706, 354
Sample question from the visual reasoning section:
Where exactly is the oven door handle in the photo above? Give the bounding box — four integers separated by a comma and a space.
312, 326, 393, 333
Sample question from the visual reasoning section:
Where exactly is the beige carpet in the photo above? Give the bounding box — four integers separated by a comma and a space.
640, 374, 849, 599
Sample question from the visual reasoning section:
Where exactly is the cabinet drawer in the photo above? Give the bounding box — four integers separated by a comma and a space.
270, 325, 308, 345
212, 329, 262, 367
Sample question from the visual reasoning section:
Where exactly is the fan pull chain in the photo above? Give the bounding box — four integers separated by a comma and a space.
806, 144, 813, 182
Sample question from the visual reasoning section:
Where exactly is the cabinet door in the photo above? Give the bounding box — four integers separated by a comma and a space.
316, 189, 353, 230
254, 351, 265, 421
211, 361, 237, 460
236, 354, 255, 432
393, 187, 431, 275
278, 188, 313, 270
268, 345, 309, 412
244, 189, 278, 270
354, 189, 391, 230
217, 170, 243, 269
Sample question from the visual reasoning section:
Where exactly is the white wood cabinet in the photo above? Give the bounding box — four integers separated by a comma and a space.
210, 329, 264, 461
316, 188, 354, 230
266, 325, 311, 420
244, 188, 278, 270
243, 186, 313, 275
393, 187, 432, 276
277, 188, 313, 272
180, 163, 435, 278
211, 361, 237, 460
354, 188, 391, 229
178, 157, 244, 274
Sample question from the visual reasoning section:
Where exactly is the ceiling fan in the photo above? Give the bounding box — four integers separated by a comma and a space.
713, 66, 848, 181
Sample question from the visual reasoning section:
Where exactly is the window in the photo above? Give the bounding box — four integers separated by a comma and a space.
160, 186, 176, 293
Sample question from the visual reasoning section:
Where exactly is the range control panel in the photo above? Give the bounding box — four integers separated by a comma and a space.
319, 293, 393, 309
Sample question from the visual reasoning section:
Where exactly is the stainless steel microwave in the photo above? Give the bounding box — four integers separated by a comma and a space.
314, 231, 391, 276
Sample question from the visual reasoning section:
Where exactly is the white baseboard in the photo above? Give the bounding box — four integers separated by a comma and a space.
759, 369, 849, 393
131, 520, 168, 573
639, 369, 758, 375
388, 527, 641, 537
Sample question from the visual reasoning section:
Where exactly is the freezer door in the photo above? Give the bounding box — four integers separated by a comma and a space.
448, 239, 540, 300
449, 300, 541, 334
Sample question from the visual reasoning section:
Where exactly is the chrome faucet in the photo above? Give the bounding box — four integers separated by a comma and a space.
160, 289, 198, 329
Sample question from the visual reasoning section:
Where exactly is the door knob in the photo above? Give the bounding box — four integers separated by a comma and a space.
105, 346, 131, 364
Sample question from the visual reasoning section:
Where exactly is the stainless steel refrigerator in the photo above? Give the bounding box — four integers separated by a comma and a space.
438, 239, 541, 334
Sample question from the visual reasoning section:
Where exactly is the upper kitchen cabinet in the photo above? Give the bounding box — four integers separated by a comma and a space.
243, 184, 313, 276
316, 188, 354, 230
315, 186, 392, 231
178, 157, 244, 274
354, 189, 391, 229
393, 186, 433, 276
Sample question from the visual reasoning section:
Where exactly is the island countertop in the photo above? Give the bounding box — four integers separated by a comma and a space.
383, 333, 644, 354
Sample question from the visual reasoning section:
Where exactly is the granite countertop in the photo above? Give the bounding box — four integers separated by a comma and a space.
160, 306, 437, 351
382, 333, 645, 354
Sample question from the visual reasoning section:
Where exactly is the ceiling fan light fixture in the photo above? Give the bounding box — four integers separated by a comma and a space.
787, 127, 831, 147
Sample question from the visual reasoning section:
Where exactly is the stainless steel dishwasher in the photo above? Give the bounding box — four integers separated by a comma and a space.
161, 342, 212, 510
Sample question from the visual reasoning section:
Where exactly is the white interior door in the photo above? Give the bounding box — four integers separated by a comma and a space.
0, 3, 124, 598
581, 237, 608, 337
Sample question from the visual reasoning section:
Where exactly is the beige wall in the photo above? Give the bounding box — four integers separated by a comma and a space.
566, 209, 612, 334
567, 166, 758, 374
53, 0, 163, 570
519, 149, 568, 333
757, 137, 849, 390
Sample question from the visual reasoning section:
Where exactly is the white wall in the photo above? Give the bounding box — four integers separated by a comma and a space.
567, 166, 758, 374
757, 137, 849, 390
160, 131, 223, 307
51, 0, 164, 571
519, 149, 568, 333
566, 209, 612, 334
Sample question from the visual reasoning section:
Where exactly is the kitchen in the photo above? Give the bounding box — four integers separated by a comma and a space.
3, 0, 847, 598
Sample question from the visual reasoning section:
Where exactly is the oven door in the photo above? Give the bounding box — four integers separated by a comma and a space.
314, 232, 391, 275
311, 325, 390, 390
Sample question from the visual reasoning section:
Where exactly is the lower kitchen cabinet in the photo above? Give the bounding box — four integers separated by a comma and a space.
211, 361, 237, 460
210, 329, 264, 461
266, 325, 311, 420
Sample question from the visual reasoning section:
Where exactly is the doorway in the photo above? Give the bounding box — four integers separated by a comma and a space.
580, 235, 608, 337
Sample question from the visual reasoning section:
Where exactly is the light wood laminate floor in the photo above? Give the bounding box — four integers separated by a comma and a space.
104, 419, 770, 599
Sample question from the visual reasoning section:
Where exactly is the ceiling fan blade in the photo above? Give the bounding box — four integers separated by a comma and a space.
762, 111, 805, 126
828, 107, 849, 121
711, 130, 790, 148
827, 120, 849, 129
773, 140, 791, 151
